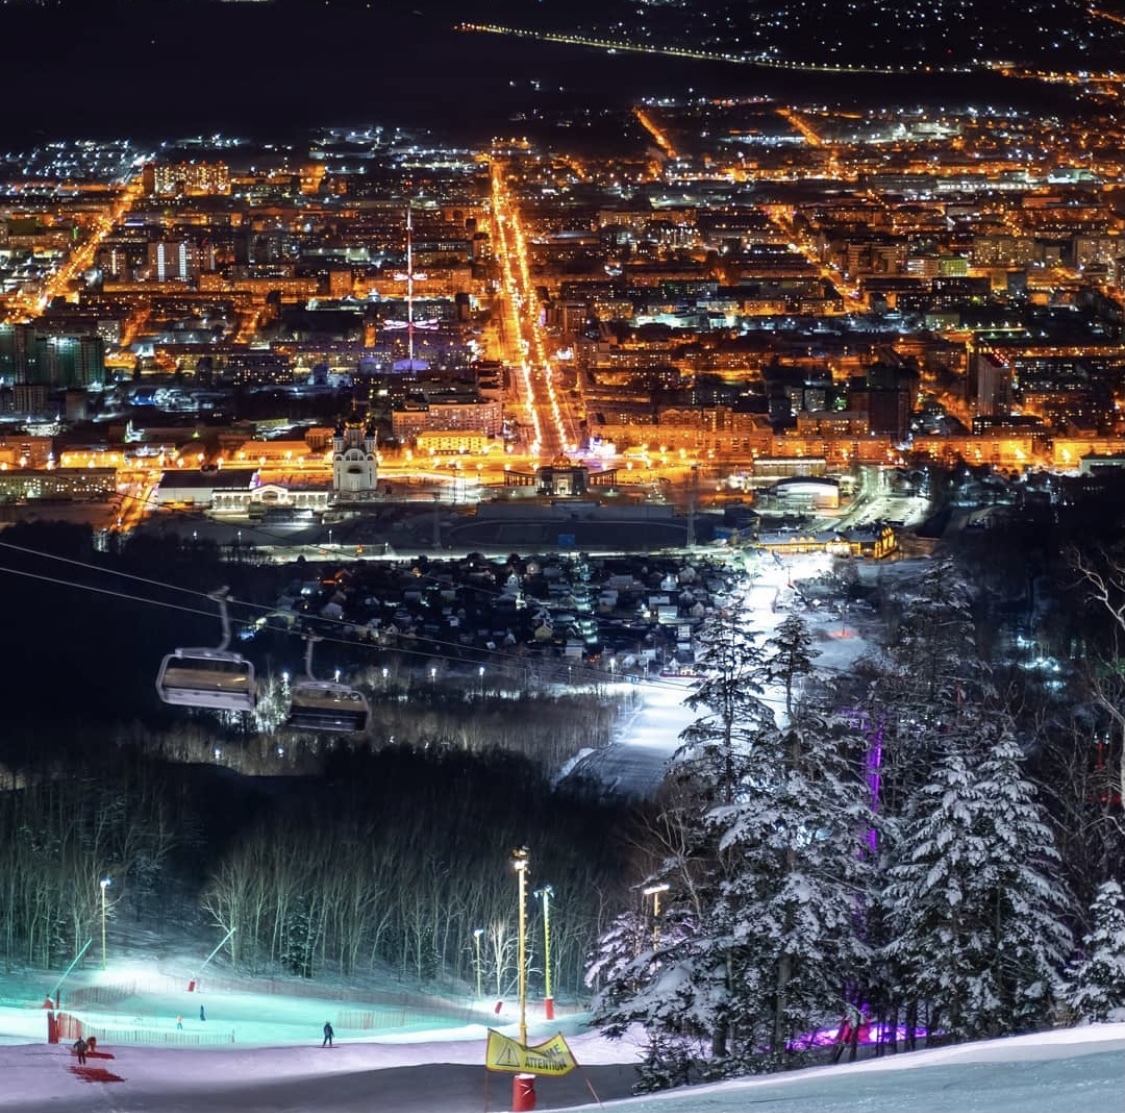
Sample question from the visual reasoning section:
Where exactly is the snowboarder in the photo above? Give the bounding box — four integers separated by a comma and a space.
73, 1038, 88, 1065
322, 1021, 334, 1047
199, 1005, 206, 1022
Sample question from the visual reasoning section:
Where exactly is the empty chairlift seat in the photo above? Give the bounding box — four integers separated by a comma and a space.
156, 588, 258, 713
287, 681, 369, 733
157, 649, 257, 712
285, 634, 370, 733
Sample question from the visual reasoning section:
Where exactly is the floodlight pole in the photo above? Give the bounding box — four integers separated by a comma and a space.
535, 885, 555, 1021
473, 928, 484, 999
99, 879, 112, 970
512, 847, 529, 1048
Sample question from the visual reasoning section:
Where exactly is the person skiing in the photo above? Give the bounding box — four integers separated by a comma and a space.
199, 1005, 206, 1022
73, 1037, 88, 1065
322, 1021, 334, 1047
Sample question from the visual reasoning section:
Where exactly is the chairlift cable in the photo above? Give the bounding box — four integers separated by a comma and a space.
0, 564, 227, 621
0, 542, 901, 703
0, 539, 216, 600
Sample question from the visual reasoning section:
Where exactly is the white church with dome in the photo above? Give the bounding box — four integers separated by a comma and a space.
332, 417, 378, 498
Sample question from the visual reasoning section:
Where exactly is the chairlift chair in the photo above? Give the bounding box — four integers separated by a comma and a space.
156, 589, 257, 712
286, 636, 370, 733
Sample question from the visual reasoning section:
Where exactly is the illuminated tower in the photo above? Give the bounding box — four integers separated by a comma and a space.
390, 205, 434, 371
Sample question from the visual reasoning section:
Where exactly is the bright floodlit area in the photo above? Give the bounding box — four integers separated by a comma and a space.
0, 963, 1122, 1113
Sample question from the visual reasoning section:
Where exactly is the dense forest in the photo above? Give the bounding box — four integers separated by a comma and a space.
0, 739, 638, 998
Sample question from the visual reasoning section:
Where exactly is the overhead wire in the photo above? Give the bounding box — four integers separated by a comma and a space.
0, 538, 867, 706
0, 564, 232, 622
0, 539, 216, 600
0, 539, 703, 695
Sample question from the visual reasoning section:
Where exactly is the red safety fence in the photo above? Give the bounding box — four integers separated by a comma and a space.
55, 1013, 84, 1042
51, 1012, 233, 1047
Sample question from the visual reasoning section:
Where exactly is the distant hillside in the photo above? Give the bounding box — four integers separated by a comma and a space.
496, 0, 1125, 70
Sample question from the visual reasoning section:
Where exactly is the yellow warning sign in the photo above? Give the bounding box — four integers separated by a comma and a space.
485, 1029, 578, 1076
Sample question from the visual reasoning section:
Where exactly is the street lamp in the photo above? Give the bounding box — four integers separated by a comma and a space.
534, 884, 555, 1020
512, 847, 530, 1048
473, 927, 484, 999
642, 882, 669, 952
99, 878, 112, 970
478, 664, 485, 697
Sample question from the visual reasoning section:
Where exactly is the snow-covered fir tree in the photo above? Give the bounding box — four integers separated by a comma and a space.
860, 557, 993, 1044
703, 696, 873, 1072
1062, 879, 1125, 1023
881, 713, 1072, 1043
589, 609, 874, 1084
678, 601, 775, 807
867, 557, 983, 818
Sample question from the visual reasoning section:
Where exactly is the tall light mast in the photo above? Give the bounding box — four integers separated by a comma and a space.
406, 204, 416, 369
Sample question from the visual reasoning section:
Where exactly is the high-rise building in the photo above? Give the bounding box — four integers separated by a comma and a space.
98, 244, 136, 280
30, 335, 105, 388
974, 351, 1011, 418
148, 162, 231, 196
12, 383, 50, 414
147, 241, 200, 283
2, 325, 102, 386
0, 323, 35, 382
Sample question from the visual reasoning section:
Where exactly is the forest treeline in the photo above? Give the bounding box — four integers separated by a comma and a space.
0, 738, 641, 999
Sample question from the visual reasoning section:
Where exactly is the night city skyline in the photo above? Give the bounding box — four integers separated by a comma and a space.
0, 0, 1123, 1110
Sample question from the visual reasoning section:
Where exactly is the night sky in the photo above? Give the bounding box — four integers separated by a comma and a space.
0, 0, 1072, 148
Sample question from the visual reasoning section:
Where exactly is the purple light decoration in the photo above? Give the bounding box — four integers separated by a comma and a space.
865, 722, 884, 855
788, 1022, 929, 1052
846, 708, 884, 856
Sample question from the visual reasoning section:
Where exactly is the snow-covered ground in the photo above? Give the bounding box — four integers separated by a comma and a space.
571, 1025, 1125, 1113
566, 550, 880, 797
562, 676, 699, 797
0, 968, 1121, 1113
